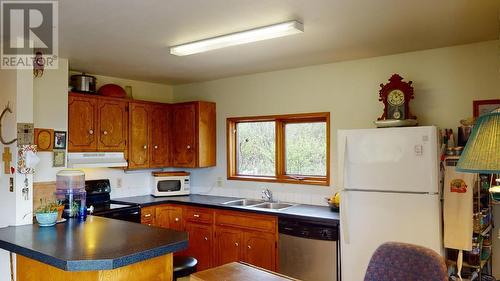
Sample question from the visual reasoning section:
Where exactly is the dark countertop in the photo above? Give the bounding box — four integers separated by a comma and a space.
113, 194, 339, 226
0, 216, 187, 271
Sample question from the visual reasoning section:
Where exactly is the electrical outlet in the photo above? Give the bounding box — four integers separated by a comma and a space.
9, 177, 14, 192
216, 177, 223, 187
116, 178, 122, 188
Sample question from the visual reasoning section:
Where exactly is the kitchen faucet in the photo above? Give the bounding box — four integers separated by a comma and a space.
262, 188, 273, 202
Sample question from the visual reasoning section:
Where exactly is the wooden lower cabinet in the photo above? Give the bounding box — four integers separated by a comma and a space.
185, 222, 213, 271
242, 231, 276, 270
215, 226, 242, 266
141, 206, 155, 226
155, 205, 183, 231
214, 227, 276, 271
144, 204, 277, 272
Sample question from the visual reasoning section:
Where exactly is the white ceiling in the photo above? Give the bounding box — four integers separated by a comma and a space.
59, 0, 499, 84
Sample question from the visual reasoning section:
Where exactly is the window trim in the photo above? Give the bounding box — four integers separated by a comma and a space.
227, 112, 330, 186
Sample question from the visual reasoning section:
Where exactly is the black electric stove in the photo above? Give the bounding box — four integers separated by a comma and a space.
85, 179, 141, 223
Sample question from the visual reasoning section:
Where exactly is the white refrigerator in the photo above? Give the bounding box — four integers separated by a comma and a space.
337, 126, 442, 281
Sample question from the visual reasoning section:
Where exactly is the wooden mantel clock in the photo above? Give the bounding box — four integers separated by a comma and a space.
377, 74, 416, 121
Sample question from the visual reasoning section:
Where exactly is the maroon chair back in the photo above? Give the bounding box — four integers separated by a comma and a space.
364, 242, 447, 281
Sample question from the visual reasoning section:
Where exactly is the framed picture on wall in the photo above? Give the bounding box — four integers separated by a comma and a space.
473, 99, 500, 118
34, 128, 54, 151
53, 131, 67, 150
53, 150, 66, 167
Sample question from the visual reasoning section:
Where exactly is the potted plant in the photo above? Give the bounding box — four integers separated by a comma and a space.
55, 200, 64, 221
35, 199, 60, 227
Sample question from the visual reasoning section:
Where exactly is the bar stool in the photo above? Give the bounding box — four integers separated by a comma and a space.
173, 256, 198, 281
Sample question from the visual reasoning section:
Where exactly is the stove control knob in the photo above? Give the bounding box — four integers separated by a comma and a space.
320, 229, 331, 238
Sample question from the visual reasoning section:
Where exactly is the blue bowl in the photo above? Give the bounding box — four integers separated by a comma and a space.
35, 212, 58, 226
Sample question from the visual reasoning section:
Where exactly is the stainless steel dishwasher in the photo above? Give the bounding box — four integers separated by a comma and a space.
278, 217, 339, 281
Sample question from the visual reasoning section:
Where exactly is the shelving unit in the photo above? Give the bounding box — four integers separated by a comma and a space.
444, 156, 494, 280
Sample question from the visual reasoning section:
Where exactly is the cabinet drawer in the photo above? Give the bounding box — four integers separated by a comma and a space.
185, 207, 213, 224
215, 210, 276, 233
141, 206, 155, 224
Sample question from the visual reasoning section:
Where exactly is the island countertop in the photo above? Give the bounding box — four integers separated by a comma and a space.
0, 216, 188, 271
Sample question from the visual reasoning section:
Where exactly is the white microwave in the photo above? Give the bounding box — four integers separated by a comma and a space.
151, 171, 190, 197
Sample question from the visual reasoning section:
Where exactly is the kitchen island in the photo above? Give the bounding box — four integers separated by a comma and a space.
0, 216, 188, 281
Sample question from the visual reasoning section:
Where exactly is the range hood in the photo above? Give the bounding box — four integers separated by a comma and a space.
67, 152, 128, 168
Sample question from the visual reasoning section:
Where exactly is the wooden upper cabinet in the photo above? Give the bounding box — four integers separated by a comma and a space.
172, 101, 216, 168
68, 93, 128, 153
172, 103, 196, 167
68, 94, 98, 151
149, 104, 171, 168
68, 92, 216, 169
128, 102, 150, 169
97, 98, 128, 151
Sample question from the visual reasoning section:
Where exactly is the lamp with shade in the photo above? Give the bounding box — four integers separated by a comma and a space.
456, 109, 500, 200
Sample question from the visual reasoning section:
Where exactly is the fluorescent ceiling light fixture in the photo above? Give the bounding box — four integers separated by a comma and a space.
170, 20, 304, 56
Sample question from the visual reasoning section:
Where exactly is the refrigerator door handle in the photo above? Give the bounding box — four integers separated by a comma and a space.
340, 190, 349, 244
338, 133, 349, 244
337, 134, 347, 190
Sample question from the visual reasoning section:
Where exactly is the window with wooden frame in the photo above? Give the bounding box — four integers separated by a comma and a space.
227, 112, 330, 186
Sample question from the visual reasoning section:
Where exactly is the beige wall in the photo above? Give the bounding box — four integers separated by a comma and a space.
0, 69, 20, 228
173, 39, 500, 276
0, 68, 17, 281
69, 70, 174, 103
173, 40, 500, 202
0, 68, 36, 280
34, 59, 69, 182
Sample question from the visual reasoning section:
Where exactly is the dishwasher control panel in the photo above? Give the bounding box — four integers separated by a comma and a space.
278, 218, 338, 241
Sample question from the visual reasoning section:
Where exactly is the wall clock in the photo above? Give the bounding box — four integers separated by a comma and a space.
377, 74, 416, 121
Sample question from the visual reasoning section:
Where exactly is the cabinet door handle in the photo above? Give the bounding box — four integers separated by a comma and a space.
143, 145, 147, 150
187, 145, 191, 149
174, 217, 179, 222
154, 145, 158, 149
103, 130, 108, 135
193, 214, 200, 218
144, 214, 151, 218
89, 129, 94, 135
234, 242, 239, 247
247, 245, 252, 249
204, 237, 208, 241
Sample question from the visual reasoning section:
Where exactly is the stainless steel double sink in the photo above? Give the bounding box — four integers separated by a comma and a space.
221, 199, 296, 211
